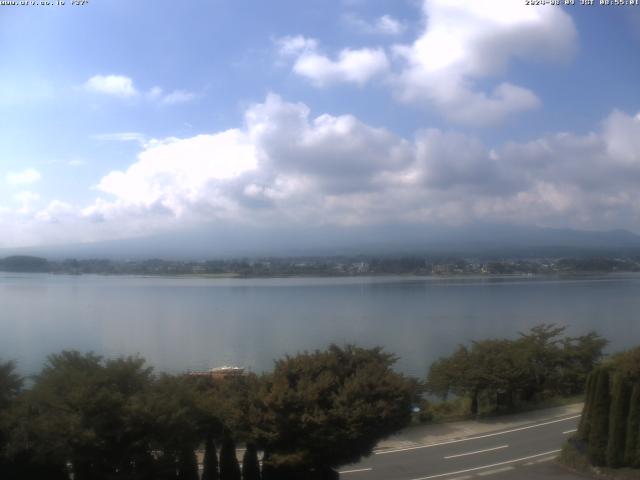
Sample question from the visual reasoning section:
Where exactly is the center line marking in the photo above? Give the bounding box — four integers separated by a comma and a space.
376, 415, 580, 455
408, 449, 561, 480
444, 445, 509, 459
563, 429, 577, 435
339, 467, 373, 474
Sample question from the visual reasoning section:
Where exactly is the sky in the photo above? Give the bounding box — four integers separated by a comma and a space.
1, 0, 640, 249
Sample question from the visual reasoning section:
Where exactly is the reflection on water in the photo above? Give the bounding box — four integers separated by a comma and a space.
1, 273, 639, 376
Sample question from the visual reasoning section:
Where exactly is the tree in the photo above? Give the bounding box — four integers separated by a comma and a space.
577, 371, 596, 441
202, 434, 219, 480
587, 368, 611, 466
0, 361, 22, 410
0, 361, 24, 479
560, 332, 608, 395
624, 384, 640, 468
177, 448, 199, 480
219, 433, 241, 480
427, 340, 528, 415
242, 443, 261, 480
606, 374, 631, 468
426, 347, 466, 401
256, 345, 412, 475
517, 324, 566, 399
20, 351, 155, 479
142, 374, 206, 478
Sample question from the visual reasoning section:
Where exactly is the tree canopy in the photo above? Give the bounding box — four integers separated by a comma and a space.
427, 325, 607, 415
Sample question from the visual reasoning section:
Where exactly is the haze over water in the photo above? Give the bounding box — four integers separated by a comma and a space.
2, 273, 639, 376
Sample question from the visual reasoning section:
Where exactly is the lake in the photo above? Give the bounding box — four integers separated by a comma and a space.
1, 273, 639, 376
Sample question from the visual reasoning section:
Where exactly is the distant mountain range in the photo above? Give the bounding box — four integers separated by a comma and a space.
3, 224, 640, 260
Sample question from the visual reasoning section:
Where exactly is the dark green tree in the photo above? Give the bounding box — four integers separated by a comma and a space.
0, 361, 22, 410
560, 332, 608, 395
577, 371, 596, 441
202, 434, 219, 480
242, 443, 261, 480
177, 448, 199, 480
624, 384, 640, 468
427, 340, 528, 415
587, 368, 611, 466
257, 345, 412, 474
517, 324, 566, 399
606, 374, 631, 467
219, 434, 241, 480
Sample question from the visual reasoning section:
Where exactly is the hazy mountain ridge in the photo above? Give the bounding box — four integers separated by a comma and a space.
3, 224, 640, 261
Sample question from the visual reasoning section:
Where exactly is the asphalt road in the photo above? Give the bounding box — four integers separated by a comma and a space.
339, 414, 581, 480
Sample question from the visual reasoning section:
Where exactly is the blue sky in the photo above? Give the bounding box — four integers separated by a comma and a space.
1, 0, 640, 248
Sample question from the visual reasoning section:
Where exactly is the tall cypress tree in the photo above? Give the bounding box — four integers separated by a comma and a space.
606, 374, 631, 468
578, 371, 596, 441
242, 443, 261, 480
625, 384, 640, 468
260, 451, 277, 480
202, 434, 219, 480
588, 368, 611, 466
219, 434, 242, 480
177, 448, 199, 480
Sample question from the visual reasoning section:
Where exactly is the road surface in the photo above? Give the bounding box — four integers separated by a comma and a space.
339, 413, 581, 480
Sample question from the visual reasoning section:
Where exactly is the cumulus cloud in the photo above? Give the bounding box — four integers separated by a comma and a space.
2, 96, 640, 247
84, 75, 196, 105
5, 168, 41, 185
277, 36, 389, 87
92, 132, 146, 144
84, 75, 138, 97
344, 14, 407, 35
13, 190, 40, 213
84, 98, 640, 232
160, 89, 197, 105
390, 0, 577, 125
279, 0, 577, 124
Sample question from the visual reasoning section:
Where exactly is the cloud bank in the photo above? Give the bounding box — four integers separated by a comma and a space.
280, 0, 578, 125
3, 95, 640, 248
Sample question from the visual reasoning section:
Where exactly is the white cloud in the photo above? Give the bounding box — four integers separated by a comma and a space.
277, 36, 389, 87
84, 75, 138, 97
84, 75, 196, 105
34, 200, 75, 223
67, 159, 86, 167
3, 97, 640, 247
344, 14, 407, 36
92, 132, 146, 144
276, 35, 319, 57
84, 100, 640, 233
160, 89, 197, 105
6, 168, 41, 185
95, 130, 258, 217
12, 190, 40, 215
390, 0, 577, 124
280, 0, 577, 124
147, 86, 164, 101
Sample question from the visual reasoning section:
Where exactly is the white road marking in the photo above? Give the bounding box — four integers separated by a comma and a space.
407, 449, 562, 480
376, 415, 580, 455
447, 476, 473, 480
562, 429, 577, 435
477, 466, 515, 476
444, 445, 509, 459
533, 456, 557, 464
339, 467, 373, 474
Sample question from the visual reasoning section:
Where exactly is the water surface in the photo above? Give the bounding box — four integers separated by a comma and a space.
1, 273, 639, 376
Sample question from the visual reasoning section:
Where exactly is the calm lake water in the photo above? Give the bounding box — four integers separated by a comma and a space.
1, 273, 639, 376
